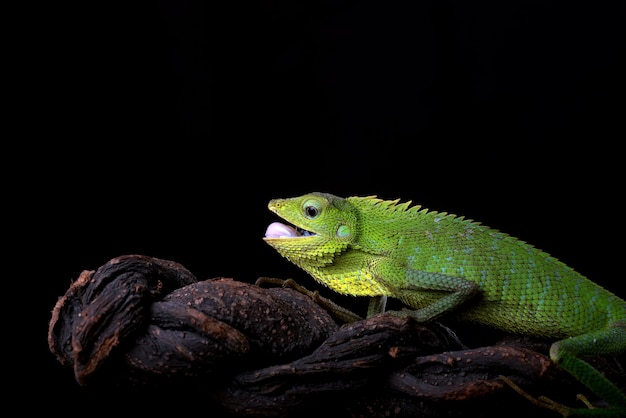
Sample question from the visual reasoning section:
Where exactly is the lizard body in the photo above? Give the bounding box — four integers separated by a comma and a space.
264, 192, 626, 416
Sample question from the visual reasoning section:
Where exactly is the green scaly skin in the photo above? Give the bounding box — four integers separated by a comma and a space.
263, 192, 626, 417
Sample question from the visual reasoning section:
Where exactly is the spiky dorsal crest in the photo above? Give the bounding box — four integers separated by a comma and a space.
349, 196, 552, 256
350, 195, 450, 217
352, 195, 420, 212
348, 195, 489, 230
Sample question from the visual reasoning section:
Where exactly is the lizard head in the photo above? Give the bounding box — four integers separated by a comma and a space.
264, 192, 357, 267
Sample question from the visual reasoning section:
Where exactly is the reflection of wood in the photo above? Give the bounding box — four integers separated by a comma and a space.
48, 255, 626, 417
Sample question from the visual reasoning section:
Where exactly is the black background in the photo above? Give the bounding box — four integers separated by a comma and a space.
16, 0, 626, 414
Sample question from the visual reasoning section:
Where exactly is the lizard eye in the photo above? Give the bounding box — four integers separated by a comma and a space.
304, 205, 319, 218
303, 199, 321, 219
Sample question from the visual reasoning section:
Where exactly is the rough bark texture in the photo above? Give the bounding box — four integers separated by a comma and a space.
48, 255, 626, 417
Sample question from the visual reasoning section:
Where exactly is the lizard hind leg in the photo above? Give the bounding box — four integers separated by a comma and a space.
549, 324, 626, 415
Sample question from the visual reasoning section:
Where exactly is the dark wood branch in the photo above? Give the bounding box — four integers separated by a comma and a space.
48, 255, 626, 417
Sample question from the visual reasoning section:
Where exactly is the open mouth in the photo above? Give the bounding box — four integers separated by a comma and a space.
265, 222, 316, 239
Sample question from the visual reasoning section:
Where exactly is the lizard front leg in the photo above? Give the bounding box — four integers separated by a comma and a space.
369, 260, 480, 322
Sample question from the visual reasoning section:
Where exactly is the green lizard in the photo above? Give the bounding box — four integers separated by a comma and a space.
263, 192, 626, 417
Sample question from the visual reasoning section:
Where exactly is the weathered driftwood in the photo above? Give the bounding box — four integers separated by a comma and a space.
48, 255, 626, 417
